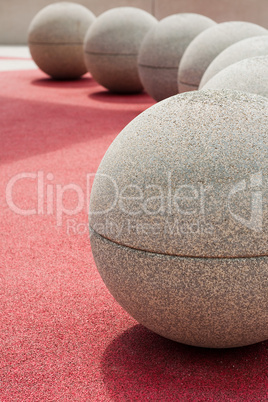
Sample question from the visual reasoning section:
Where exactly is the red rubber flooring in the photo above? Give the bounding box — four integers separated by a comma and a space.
0, 69, 267, 401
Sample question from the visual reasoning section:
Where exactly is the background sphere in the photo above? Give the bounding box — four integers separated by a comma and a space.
89, 90, 268, 348
178, 21, 267, 93
138, 13, 215, 101
201, 56, 268, 97
28, 2, 95, 79
84, 7, 157, 93
200, 35, 268, 88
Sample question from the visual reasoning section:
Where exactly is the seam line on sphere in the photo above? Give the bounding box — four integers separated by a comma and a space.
29, 42, 83, 45
84, 51, 137, 56
138, 64, 178, 70
179, 80, 199, 88
89, 228, 268, 260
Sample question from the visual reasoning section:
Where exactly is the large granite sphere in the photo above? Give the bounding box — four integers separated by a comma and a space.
138, 13, 215, 101
202, 56, 268, 97
178, 21, 267, 93
28, 2, 95, 79
200, 35, 268, 88
84, 7, 157, 93
89, 90, 268, 348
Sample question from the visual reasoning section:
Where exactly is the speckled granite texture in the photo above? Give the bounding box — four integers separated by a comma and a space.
84, 7, 157, 93
90, 230, 268, 348
89, 89, 268, 348
178, 21, 268, 93
201, 56, 268, 97
90, 90, 267, 258
28, 2, 95, 79
200, 35, 268, 88
138, 13, 215, 101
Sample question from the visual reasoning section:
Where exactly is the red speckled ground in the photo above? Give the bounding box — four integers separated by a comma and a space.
0, 69, 267, 401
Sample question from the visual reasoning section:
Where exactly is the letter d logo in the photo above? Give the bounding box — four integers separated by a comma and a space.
228, 172, 262, 232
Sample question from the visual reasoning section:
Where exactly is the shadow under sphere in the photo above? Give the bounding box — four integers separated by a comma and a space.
101, 324, 268, 401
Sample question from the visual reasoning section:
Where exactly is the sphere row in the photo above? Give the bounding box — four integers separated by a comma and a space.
28, 3, 268, 98
27, 3, 268, 349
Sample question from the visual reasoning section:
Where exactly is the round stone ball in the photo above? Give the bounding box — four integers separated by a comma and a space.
84, 7, 157, 93
138, 13, 215, 101
89, 89, 268, 349
200, 35, 268, 88
178, 21, 268, 93
28, 2, 95, 79
201, 56, 268, 97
